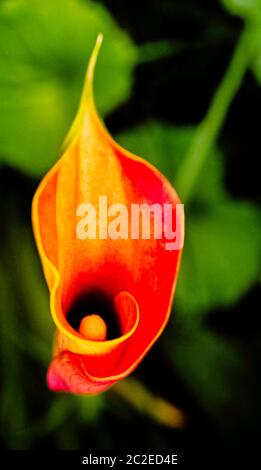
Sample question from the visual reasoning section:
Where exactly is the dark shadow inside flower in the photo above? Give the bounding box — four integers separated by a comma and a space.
67, 289, 121, 340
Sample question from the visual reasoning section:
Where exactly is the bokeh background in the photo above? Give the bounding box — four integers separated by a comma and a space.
0, 0, 260, 452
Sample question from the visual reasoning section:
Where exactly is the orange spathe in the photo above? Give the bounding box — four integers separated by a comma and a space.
32, 34, 184, 394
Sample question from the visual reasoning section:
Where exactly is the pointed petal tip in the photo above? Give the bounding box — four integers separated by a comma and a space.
96, 33, 103, 47
86, 33, 103, 86
62, 33, 103, 151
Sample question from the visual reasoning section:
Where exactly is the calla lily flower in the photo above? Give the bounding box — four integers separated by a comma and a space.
32, 35, 184, 394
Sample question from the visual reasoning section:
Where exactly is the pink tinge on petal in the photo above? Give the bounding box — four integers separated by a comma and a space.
47, 352, 115, 394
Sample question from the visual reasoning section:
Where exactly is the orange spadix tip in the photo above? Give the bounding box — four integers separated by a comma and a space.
79, 314, 107, 341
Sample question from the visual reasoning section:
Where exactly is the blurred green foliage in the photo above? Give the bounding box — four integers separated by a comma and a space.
222, 0, 261, 19
0, 0, 260, 453
163, 322, 243, 431
0, 0, 137, 175
222, 0, 261, 82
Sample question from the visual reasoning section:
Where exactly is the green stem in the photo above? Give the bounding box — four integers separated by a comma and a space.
175, 27, 256, 203
113, 378, 186, 428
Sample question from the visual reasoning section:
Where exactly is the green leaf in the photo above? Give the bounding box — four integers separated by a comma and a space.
175, 200, 261, 317
221, 0, 261, 19
0, 0, 137, 175
117, 122, 261, 315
